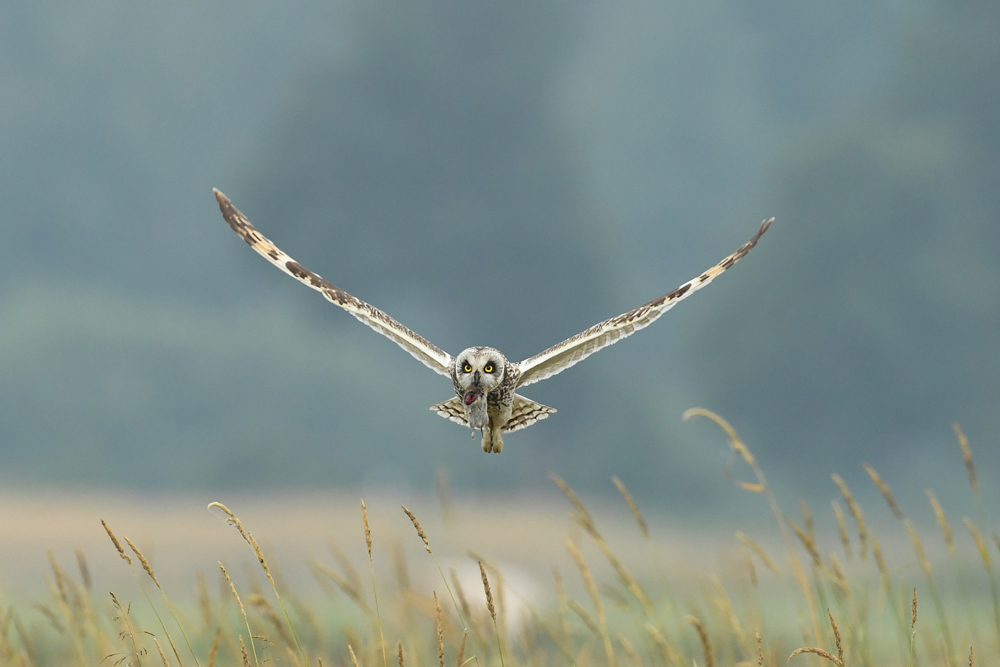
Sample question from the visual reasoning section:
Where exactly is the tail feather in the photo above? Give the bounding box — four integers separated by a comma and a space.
429, 394, 556, 433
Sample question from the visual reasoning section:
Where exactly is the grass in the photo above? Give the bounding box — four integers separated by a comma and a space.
1, 410, 997, 666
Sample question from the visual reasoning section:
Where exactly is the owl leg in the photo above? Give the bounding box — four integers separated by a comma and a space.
481, 427, 493, 453
491, 426, 504, 454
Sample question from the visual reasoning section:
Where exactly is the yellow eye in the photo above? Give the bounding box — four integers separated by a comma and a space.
484, 364, 494, 373
463, 364, 473, 373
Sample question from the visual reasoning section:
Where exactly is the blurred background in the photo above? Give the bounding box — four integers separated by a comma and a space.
0, 0, 998, 521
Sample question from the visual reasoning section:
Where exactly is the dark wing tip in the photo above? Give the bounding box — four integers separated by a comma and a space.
213, 188, 234, 214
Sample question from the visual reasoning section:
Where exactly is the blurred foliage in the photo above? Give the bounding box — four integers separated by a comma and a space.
0, 0, 996, 505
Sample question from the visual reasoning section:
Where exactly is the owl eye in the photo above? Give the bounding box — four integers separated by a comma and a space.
484, 364, 494, 373
463, 363, 473, 373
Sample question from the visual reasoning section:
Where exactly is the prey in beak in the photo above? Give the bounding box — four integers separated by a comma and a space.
464, 370, 489, 435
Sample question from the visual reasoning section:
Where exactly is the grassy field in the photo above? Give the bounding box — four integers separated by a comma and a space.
1, 410, 997, 666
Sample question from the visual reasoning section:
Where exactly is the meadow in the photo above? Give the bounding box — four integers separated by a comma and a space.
1, 409, 995, 667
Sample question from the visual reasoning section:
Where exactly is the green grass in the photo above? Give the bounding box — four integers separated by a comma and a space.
2, 411, 997, 666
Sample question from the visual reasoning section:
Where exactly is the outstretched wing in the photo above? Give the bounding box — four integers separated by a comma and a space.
214, 189, 453, 376
515, 218, 773, 388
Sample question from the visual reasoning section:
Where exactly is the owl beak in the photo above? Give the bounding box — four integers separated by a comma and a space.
474, 370, 481, 384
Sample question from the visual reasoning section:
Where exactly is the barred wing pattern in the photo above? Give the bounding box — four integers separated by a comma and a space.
214, 189, 454, 376
515, 218, 773, 388
430, 394, 556, 433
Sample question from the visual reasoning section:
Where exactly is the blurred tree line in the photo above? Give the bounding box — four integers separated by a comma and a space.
0, 0, 996, 512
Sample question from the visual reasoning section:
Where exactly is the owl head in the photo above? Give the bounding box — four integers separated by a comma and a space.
454, 346, 507, 406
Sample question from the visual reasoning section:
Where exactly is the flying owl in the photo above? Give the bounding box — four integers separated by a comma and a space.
213, 189, 771, 454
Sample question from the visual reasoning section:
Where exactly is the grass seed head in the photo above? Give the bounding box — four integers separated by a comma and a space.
926, 489, 955, 555
964, 517, 991, 568
102, 520, 131, 565
686, 616, 714, 667
361, 499, 372, 560
831, 474, 868, 559
479, 561, 496, 622
953, 424, 977, 492
612, 476, 649, 539
401, 505, 432, 554
864, 463, 903, 520
123, 536, 160, 588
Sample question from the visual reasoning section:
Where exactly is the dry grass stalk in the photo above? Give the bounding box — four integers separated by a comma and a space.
828, 610, 844, 664
479, 562, 496, 623
74, 547, 91, 591
968, 645, 973, 666
209, 501, 303, 663
207, 629, 220, 667
871, 534, 889, 584
478, 561, 506, 667
832, 500, 851, 561
831, 474, 867, 559
239, 636, 250, 667
787, 610, 845, 666
362, 499, 388, 667
926, 490, 955, 555
787, 518, 821, 567
904, 520, 932, 577
197, 572, 212, 627
398, 640, 404, 667
566, 540, 615, 666
311, 559, 371, 614
102, 520, 131, 565
154, 638, 170, 667
349, 644, 360, 667
964, 518, 991, 568
801, 499, 814, 540
208, 502, 270, 579
756, 632, 763, 666
863, 463, 903, 520
612, 476, 649, 539
249, 594, 294, 648
736, 533, 780, 577
123, 536, 160, 588
685, 616, 714, 667
435, 592, 444, 667
588, 532, 653, 614
646, 623, 683, 666
712, 574, 748, 651
456, 630, 466, 667
912, 588, 917, 630
549, 473, 597, 535
221, 562, 258, 667
787, 646, 843, 665
362, 499, 373, 560
401, 506, 432, 554
616, 633, 641, 667
32, 604, 64, 634
744, 547, 758, 586
46, 550, 68, 604
953, 424, 977, 491
568, 600, 600, 637
449, 569, 471, 623
829, 553, 851, 601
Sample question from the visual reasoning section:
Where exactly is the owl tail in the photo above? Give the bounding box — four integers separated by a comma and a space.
430, 394, 555, 433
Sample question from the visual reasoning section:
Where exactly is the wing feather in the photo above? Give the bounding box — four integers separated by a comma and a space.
214, 189, 453, 376
429, 395, 555, 433
515, 218, 773, 388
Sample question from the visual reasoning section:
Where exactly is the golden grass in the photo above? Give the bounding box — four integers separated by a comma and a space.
2, 417, 998, 666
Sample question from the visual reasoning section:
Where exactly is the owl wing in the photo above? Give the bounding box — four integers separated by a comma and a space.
514, 218, 772, 388
430, 394, 555, 432
214, 189, 453, 376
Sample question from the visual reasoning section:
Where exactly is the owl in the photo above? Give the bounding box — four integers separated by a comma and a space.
214, 189, 771, 453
